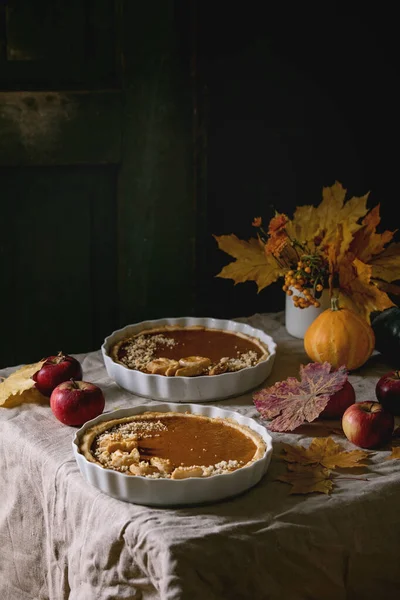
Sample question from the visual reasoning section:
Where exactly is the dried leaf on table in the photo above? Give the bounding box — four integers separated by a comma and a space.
213, 234, 282, 292
281, 437, 369, 469
0, 361, 46, 408
385, 447, 400, 461
276, 464, 334, 495
253, 362, 348, 432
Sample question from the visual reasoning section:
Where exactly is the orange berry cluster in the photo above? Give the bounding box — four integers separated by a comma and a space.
282, 256, 328, 309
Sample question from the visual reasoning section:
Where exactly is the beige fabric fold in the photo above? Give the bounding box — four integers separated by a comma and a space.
1, 312, 400, 600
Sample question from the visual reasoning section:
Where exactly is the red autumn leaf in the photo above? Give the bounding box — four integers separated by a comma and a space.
253, 362, 348, 432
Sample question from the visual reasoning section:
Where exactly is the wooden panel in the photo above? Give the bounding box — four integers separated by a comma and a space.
0, 0, 121, 369
0, 166, 118, 367
89, 172, 119, 351
0, 90, 122, 166
0, 0, 118, 88
5, 0, 85, 62
117, 1, 195, 326
0, 5, 6, 62
0, 0, 198, 369
0, 167, 15, 366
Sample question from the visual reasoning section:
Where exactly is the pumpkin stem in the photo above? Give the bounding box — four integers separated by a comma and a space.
330, 295, 341, 312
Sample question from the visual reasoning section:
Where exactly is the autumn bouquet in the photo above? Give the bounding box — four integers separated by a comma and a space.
214, 181, 400, 321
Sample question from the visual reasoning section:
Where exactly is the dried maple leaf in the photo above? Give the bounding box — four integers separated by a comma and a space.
318, 183, 369, 251
373, 280, 400, 296
281, 437, 369, 469
385, 447, 400, 460
327, 224, 344, 287
0, 361, 46, 408
338, 257, 394, 322
276, 463, 333, 494
286, 181, 368, 251
370, 243, 400, 282
214, 234, 282, 292
349, 204, 397, 263
253, 362, 348, 432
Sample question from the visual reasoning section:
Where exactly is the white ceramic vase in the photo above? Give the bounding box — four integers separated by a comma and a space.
285, 288, 331, 339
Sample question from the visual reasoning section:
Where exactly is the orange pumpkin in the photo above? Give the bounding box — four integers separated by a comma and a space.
304, 296, 375, 371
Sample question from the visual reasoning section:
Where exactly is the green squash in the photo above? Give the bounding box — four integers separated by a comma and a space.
371, 306, 400, 365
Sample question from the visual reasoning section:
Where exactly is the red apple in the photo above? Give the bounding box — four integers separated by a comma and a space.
320, 380, 356, 419
375, 371, 400, 416
34, 352, 83, 397
50, 380, 105, 426
342, 401, 394, 449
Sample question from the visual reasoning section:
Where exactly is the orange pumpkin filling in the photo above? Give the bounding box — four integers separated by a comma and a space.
79, 411, 266, 479
111, 326, 269, 377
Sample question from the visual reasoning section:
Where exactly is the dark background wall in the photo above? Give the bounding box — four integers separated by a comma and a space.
0, 1, 398, 366
196, 2, 399, 318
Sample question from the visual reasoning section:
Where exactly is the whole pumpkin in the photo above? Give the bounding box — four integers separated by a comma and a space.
304, 296, 375, 371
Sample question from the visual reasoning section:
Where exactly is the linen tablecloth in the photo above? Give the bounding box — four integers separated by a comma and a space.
1, 312, 400, 600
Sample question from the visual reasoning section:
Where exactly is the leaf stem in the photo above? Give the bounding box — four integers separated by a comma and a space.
335, 476, 369, 482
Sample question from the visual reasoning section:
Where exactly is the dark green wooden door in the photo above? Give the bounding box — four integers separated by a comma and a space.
0, 1, 195, 367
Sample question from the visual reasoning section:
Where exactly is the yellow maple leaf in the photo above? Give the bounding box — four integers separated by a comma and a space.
276, 463, 333, 494
385, 447, 400, 460
287, 181, 368, 251
281, 437, 369, 469
0, 361, 47, 408
286, 204, 320, 246
287, 181, 347, 244
338, 258, 395, 321
334, 192, 369, 234
318, 183, 369, 250
328, 201, 368, 265
214, 234, 282, 292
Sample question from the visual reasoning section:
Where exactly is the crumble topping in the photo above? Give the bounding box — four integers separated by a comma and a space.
214, 350, 260, 372
118, 334, 176, 371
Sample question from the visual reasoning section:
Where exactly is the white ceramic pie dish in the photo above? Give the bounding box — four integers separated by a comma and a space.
101, 316, 277, 402
72, 402, 273, 506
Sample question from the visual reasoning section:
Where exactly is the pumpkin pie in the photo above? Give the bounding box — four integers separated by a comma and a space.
110, 326, 269, 377
79, 411, 266, 479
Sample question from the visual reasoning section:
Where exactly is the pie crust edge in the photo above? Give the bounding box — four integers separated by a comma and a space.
109, 325, 270, 374
78, 411, 267, 479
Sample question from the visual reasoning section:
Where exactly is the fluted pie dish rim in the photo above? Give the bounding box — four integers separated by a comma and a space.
101, 316, 277, 402
72, 402, 273, 506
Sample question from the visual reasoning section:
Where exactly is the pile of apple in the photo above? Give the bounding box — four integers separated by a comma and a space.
34, 352, 105, 426
324, 371, 400, 449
